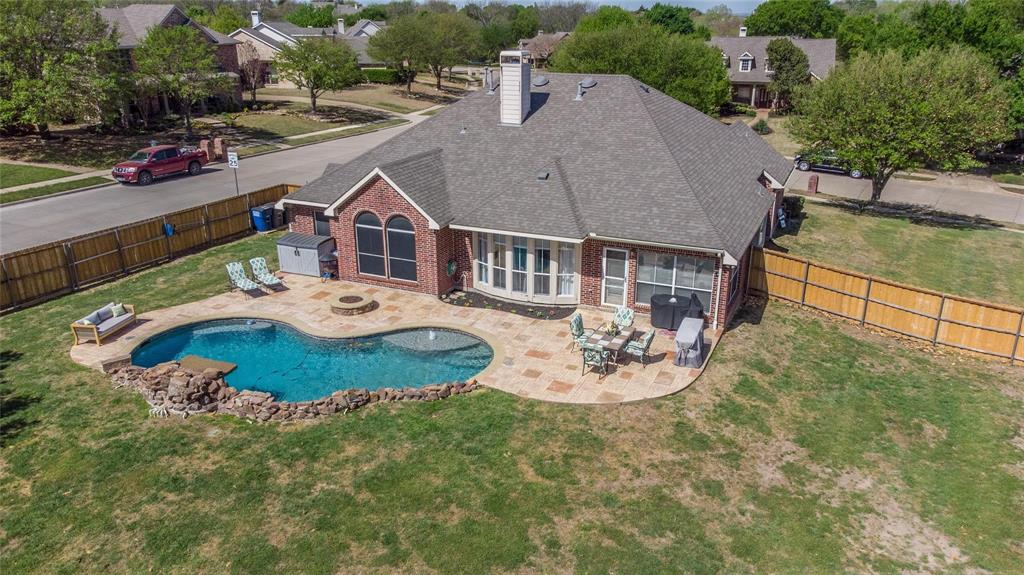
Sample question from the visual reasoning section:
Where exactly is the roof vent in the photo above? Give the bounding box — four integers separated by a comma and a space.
580, 77, 597, 89
532, 75, 549, 87
536, 170, 549, 181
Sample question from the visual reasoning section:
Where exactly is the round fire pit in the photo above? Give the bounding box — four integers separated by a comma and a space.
330, 293, 377, 316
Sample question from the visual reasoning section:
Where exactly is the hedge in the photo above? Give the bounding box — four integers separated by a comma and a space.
363, 68, 402, 84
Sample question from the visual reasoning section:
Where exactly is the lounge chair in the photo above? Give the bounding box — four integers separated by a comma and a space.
612, 306, 635, 330
581, 342, 610, 378
569, 312, 595, 352
249, 257, 284, 288
71, 302, 136, 345
226, 262, 263, 298
624, 329, 656, 367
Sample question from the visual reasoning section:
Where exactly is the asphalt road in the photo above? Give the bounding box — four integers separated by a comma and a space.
786, 170, 1024, 225
0, 118, 422, 253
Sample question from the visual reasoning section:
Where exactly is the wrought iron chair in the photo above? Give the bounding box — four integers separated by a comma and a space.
568, 312, 595, 352
581, 342, 610, 378
624, 329, 656, 367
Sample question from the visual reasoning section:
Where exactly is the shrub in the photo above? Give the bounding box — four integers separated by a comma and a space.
752, 119, 772, 134
363, 68, 401, 84
782, 195, 804, 220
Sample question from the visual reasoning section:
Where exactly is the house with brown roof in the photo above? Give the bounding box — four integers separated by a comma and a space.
277, 51, 792, 330
518, 32, 571, 68
709, 29, 836, 108
98, 4, 242, 120
229, 11, 385, 90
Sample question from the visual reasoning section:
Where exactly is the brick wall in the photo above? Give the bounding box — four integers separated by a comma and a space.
579, 239, 731, 327
289, 206, 316, 235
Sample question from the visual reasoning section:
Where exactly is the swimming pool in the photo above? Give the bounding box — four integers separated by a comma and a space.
131, 319, 494, 402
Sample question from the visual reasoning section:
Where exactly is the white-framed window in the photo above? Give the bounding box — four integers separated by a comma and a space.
534, 240, 551, 295
385, 216, 416, 281
739, 52, 753, 72
475, 233, 489, 284
721, 52, 729, 68
511, 236, 528, 293
557, 244, 575, 297
635, 251, 715, 309
492, 234, 507, 289
355, 212, 385, 277
763, 58, 772, 73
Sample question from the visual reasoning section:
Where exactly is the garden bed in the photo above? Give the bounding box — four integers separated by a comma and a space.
440, 290, 576, 320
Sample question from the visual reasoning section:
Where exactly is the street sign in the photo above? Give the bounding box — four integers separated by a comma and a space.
227, 151, 239, 169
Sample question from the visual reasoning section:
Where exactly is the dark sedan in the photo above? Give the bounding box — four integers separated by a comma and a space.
794, 149, 865, 179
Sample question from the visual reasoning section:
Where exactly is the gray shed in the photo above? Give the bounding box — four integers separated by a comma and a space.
277, 233, 336, 277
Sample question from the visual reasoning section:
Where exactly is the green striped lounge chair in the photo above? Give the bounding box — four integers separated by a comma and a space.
249, 257, 283, 288
226, 262, 262, 298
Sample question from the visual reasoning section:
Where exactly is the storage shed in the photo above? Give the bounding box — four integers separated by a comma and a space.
277, 233, 336, 277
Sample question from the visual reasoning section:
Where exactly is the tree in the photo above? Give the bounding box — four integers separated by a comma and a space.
765, 38, 810, 111
744, 0, 845, 39
790, 47, 1010, 202
276, 39, 363, 113
698, 4, 744, 37
344, 4, 389, 26
575, 6, 634, 33
203, 4, 249, 35
134, 25, 230, 137
369, 12, 480, 91
641, 3, 695, 36
237, 41, 265, 107
286, 4, 336, 28
0, 0, 118, 137
536, 2, 588, 32
550, 23, 730, 115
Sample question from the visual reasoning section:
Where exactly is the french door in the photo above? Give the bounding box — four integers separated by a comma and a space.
602, 248, 628, 307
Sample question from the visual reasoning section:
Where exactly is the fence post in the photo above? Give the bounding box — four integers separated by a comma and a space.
204, 205, 213, 247
244, 192, 253, 233
163, 216, 174, 260
112, 229, 128, 275
932, 295, 947, 346
1, 258, 18, 307
799, 260, 810, 306
860, 277, 873, 326
63, 242, 79, 290
1012, 311, 1023, 366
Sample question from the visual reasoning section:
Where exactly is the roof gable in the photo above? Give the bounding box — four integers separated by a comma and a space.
708, 36, 836, 83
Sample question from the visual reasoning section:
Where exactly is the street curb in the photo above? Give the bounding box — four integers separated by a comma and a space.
236, 119, 411, 161
0, 179, 119, 208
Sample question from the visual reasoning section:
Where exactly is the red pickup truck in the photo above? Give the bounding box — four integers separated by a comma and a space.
112, 145, 208, 185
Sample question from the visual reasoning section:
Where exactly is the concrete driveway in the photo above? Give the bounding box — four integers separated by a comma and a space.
0, 117, 424, 253
786, 170, 1024, 225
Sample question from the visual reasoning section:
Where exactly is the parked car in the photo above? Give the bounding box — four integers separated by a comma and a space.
794, 148, 865, 179
112, 145, 208, 185
977, 139, 1024, 165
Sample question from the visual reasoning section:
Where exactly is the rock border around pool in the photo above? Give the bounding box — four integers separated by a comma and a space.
111, 362, 478, 422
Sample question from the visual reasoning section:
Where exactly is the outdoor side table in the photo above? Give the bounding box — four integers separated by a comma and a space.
674, 317, 705, 368
585, 327, 636, 364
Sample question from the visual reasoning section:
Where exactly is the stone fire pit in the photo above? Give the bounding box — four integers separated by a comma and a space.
330, 293, 376, 315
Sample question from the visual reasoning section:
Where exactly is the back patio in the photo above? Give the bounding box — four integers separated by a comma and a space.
70, 273, 718, 404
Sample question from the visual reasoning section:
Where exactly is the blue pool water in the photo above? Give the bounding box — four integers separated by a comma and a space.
131, 319, 494, 402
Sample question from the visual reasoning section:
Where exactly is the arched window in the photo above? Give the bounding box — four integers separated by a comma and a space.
386, 216, 417, 281
355, 212, 385, 276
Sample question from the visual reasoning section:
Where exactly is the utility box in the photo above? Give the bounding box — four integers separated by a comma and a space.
276, 232, 336, 277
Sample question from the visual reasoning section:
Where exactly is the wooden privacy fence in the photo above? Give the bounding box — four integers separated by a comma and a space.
0, 184, 299, 313
748, 248, 1024, 365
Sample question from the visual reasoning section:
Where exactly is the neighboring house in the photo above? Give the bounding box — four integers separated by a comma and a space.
278, 51, 791, 330
311, 0, 362, 17
709, 30, 836, 108
518, 32, 571, 68
98, 4, 241, 120
230, 12, 385, 90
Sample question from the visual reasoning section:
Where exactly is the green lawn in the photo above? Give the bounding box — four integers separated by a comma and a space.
285, 118, 409, 146
774, 201, 1024, 307
0, 176, 112, 204
2, 233, 1022, 573
0, 163, 77, 188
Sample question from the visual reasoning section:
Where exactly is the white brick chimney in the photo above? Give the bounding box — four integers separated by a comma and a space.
499, 50, 531, 125
739, 26, 747, 37
251, 10, 260, 27
337, 18, 345, 34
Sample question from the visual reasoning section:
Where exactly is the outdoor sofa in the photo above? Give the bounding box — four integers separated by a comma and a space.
71, 302, 136, 345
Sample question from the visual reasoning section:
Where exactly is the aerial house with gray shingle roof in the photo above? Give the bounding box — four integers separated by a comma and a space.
279, 50, 792, 329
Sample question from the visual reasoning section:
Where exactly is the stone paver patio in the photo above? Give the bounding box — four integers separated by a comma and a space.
70, 274, 719, 404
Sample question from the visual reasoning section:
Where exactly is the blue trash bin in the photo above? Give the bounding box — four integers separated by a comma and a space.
251, 204, 273, 232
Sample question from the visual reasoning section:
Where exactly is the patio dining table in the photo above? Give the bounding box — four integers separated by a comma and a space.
585, 326, 636, 364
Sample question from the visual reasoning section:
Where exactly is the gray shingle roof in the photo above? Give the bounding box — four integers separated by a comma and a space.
99, 4, 237, 48
287, 73, 792, 258
234, 27, 287, 51
262, 21, 336, 38
709, 36, 837, 83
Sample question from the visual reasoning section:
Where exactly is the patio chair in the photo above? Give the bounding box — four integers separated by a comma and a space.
624, 329, 656, 367
226, 262, 263, 298
249, 257, 284, 288
612, 306, 635, 330
569, 312, 595, 352
581, 342, 610, 378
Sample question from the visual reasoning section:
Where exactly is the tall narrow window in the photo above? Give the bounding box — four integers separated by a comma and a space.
534, 240, 551, 295
386, 216, 416, 281
492, 234, 507, 289
557, 244, 575, 296
511, 236, 528, 293
475, 233, 489, 285
314, 211, 331, 236
355, 212, 385, 276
